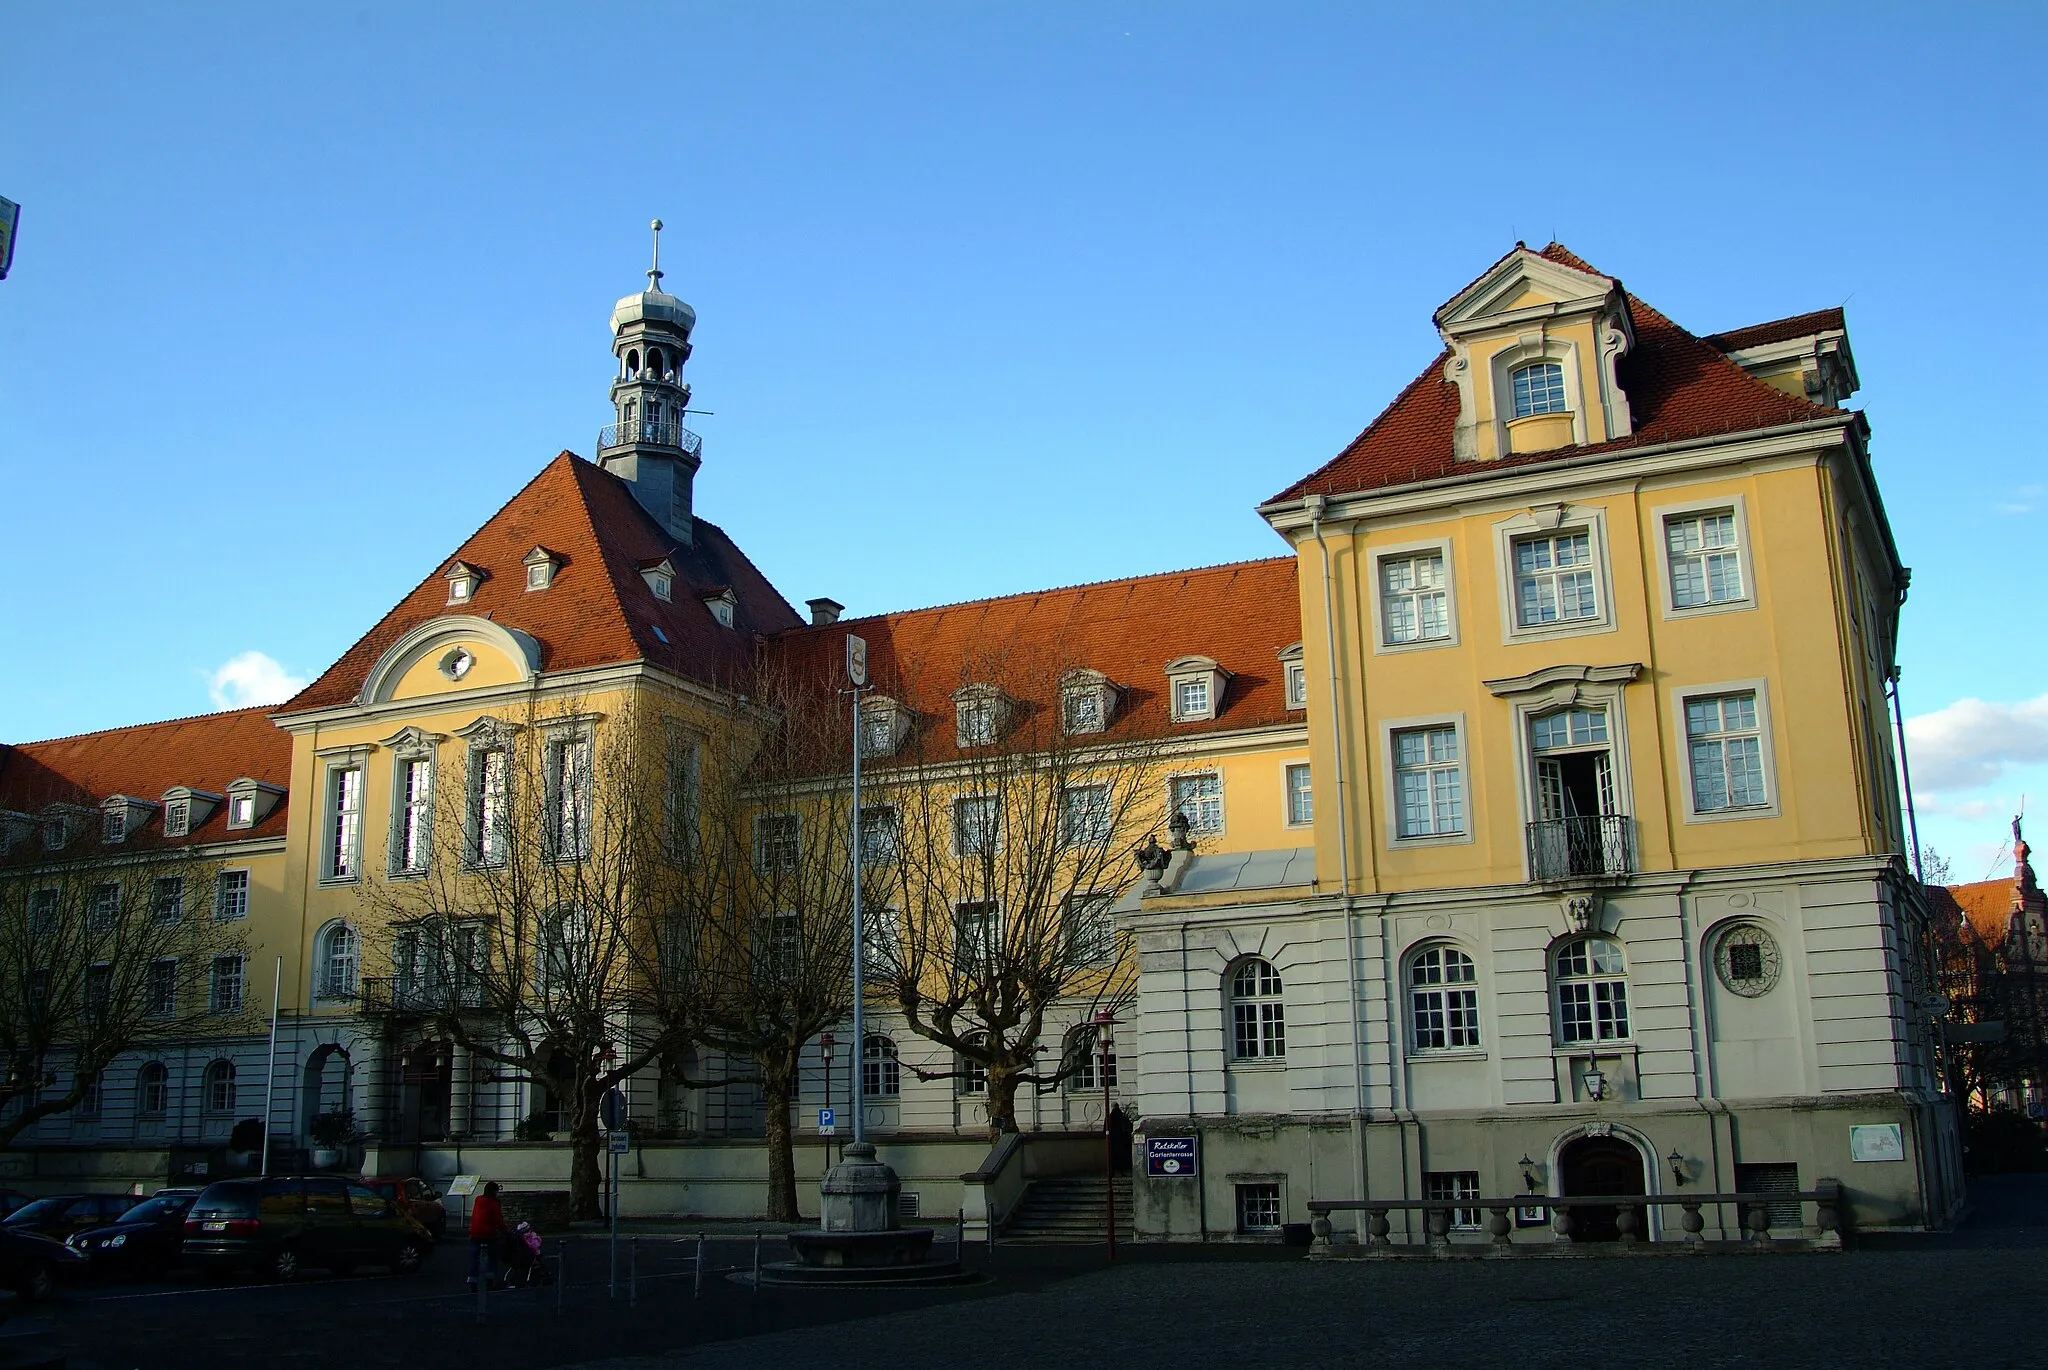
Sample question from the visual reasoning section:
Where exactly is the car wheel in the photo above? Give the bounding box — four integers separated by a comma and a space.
268, 1246, 300, 1282
391, 1239, 424, 1276
19, 1261, 53, 1303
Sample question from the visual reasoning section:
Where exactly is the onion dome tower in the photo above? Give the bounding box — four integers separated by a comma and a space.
597, 219, 702, 545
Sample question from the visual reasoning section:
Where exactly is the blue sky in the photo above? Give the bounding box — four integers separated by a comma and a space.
3, 3, 2043, 879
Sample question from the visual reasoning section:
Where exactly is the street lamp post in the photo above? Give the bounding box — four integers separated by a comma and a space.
820, 1032, 838, 1165
1095, 1008, 1119, 1260
845, 634, 869, 1149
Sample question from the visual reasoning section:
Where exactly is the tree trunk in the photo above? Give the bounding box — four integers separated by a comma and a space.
984, 1062, 1023, 1137
569, 1091, 604, 1221
761, 1052, 800, 1222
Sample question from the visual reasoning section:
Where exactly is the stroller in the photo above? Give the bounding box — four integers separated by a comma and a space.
499, 1221, 553, 1287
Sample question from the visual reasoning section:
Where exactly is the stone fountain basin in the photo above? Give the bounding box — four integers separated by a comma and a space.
786, 1226, 937, 1268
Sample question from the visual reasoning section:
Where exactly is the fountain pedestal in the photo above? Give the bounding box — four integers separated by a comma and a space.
758, 1141, 973, 1286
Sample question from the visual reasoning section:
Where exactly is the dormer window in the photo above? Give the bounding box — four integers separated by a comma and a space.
1510, 362, 1568, 418
641, 557, 675, 603
39, 805, 90, 853
1059, 669, 1119, 736
1278, 644, 1307, 710
861, 697, 914, 758
1164, 655, 1228, 723
224, 777, 284, 831
101, 796, 156, 844
523, 546, 560, 591
164, 798, 190, 837
160, 786, 218, 840
445, 560, 485, 606
953, 684, 1010, 748
701, 588, 737, 628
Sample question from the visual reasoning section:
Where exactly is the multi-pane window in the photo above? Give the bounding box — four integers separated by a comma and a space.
204, 1060, 236, 1113
862, 1035, 900, 1097
1066, 1024, 1118, 1091
959, 1034, 988, 1095
87, 882, 120, 932
954, 902, 1000, 964
1533, 707, 1608, 752
320, 923, 361, 999
1174, 677, 1211, 719
1285, 660, 1308, 709
1666, 510, 1744, 607
1513, 532, 1599, 627
957, 698, 997, 747
859, 806, 898, 864
862, 907, 903, 971
28, 888, 57, 934
229, 794, 254, 828
1236, 1183, 1282, 1232
1060, 784, 1112, 847
1687, 692, 1768, 813
84, 964, 112, 1018
1409, 946, 1480, 1050
953, 796, 999, 856
470, 747, 510, 868
1064, 892, 1116, 967
1381, 553, 1450, 644
152, 877, 185, 924
210, 954, 246, 1015
76, 1071, 102, 1117
163, 799, 190, 838
393, 757, 433, 874
1285, 763, 1314, 826
145, 960, 178, 1018
1063, 687, 1104, 735
327, 765, 364, 879
1170, 772, 1223, 835
102, 807, 126, 843
546, 737, 592, 860
215, 870, 250, 921
1230, 958, 1286, 1060
664, 732, 699, 855
1424, 1171, 1482, 1230
1554, 937, 1629, 1043
1510, 361, 1567, 418
755, 814, 801, 874
1393, 727, 1463, 837
860, 711, 897, 758
138, 1062, 168, 1116
762, 911, 802, 976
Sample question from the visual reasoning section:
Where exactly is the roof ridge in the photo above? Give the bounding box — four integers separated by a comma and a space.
9, 703, 282, 751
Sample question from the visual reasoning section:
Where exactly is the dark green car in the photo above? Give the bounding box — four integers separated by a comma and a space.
182, 1176, 430, 1281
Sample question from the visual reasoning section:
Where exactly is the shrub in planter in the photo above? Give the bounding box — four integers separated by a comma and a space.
514, 1110, 557, 1142
308, 1110, 357, 1148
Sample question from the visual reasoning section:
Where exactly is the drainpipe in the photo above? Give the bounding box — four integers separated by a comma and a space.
1306, 493, 1369, 1224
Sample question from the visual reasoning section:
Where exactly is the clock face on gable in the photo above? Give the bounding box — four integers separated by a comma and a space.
1714, 924, 1781, 997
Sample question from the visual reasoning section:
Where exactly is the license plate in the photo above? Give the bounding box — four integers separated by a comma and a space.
203, 1221, 227, 1231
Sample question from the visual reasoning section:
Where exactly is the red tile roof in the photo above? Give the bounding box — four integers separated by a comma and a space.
0, 707, 293, 846
1947, 878, 2018, 946
768, 557, 1304, 758
285, 453, 803, 711
1705, 307, 1847, 354
1268, 243, 1848, 506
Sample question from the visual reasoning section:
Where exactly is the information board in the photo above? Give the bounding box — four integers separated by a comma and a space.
1145, 1135, 1198, 1177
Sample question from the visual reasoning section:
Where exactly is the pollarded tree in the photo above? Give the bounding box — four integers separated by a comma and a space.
0, 815, 250, 1143
864, 649, 1171, 1135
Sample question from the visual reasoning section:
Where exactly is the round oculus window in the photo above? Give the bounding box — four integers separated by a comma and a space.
439, 647, 475, 681
1714, 924, 1781, 997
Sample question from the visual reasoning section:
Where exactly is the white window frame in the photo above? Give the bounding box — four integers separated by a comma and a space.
754, 813, 801, 874
209, 954, 246, 1015
1229, 957, 1286, 1061
952, 795, 1000, 857
203, 1059, 237, 1113
1062, 890, 1117, 968
954, 902, 1001, 964
862, 1034, 901, 1098
1653, 493, 1756, 619
214, 868, 250, 922
1553, 936, 1630, 1045
1406, 942, 1482, 1053
1493, 507, 1615, 644
1284, 660, 1307, 709
151, 876, 185, 925
1671, 678, 1781, 823
1283, 761, 1313, 828
138, 1061, 170, 1114
1423, 1171, 1484, 1230
318, 753, 368, 884
145, 962, 178, 1018
1168, 770, 1225, 837
1235, 1180, 1284, 1233
163, 797, 191, 838
1378, 712, 1472, 847
87, 880, 121, 932
543, 727, 594, 862
1165, 656, 1227, 724
28, 887, 58, 934
1059, 784, 1112, 848
1508, 360, 1568, 418
389, 751, 435, 877
859, 805, 899, 865
465, 741, 512, 869
1369, 537, 1460, 653
101, 804, 127, 844
316, 920, 361, 1000
1489, 670, 1640, 879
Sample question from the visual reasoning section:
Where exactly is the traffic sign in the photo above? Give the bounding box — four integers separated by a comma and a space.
601, 1086, 627, 1131
846, 635, 868, 687
818, 1106, 837, 1136
608, 1129, 631, 1155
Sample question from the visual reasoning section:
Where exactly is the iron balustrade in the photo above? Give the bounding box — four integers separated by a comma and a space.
1527, 814, 1634, 880
1306, 1182, 1846, 1251
356, 974, 485, 1016
598, 419, 702, 455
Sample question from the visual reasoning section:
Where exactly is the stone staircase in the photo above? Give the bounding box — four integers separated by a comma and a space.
1000, 1175, 1134, 1244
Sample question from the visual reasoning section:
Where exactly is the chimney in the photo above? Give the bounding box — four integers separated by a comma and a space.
806, 597, 844, 627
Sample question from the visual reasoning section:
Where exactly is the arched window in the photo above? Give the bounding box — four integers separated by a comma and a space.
957, 1032, 987, 1096
137, 1062, 169, 1116
203, 1059, 236, 1114
623, 398, 638, 427
1064, 1023, 1118, 1091
1230, 959, 1285, 1060
648, 348, 664, 378
625, 349, 640, 378
318, 922, 360, 999
1409, 945, 1480, 1050
1554, 937, 1629, 1043
862, 1035, 900, 1098
1510, 361, 1567, 418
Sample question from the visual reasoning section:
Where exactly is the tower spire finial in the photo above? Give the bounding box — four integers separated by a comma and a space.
648, 218, 664, 291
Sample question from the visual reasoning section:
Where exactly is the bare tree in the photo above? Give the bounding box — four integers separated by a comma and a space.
865, 650, 1170, 1134
0, 818, 248, 1143
357, 699, 677, 1220
642, 660, 858, 1220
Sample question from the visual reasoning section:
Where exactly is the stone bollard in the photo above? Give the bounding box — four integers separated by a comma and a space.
1680, 1201, 1705, 1250
1426, 1207, 1451, 1254
1487, 1206, 1513, 1251
1813, 1179, 1845, 1251
1552, 1203, 1575, 1243
1616, 1204, 1639, 1247
1364, 1206, 1393, 1255
1308, 1213, 1334, 1256
1746, 1204, 1773, 1248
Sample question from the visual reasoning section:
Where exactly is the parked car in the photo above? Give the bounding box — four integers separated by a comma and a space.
67, 1189, 200, 1278
0, 1192, 32, 1219
0, 1228, 88, 1301
4, 1194, 135, 1242
182, 1176, 429, 1281
361, 1177, 447, 1241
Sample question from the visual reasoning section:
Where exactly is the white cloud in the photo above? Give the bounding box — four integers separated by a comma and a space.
1996, 483, 2046, 515
207, 651, 309, 709
1904, 693, 2048, 792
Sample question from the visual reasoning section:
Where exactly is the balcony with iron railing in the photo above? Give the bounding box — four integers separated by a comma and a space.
356, 975, 485, 1017
598, 418, 702, 455
1527, 814, 1634, 882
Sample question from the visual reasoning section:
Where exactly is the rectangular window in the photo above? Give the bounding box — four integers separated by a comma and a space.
1284, 763, 1313, 826
1666, 510, 1744, 607
1064, 892, 1116, 967
953, 796, 999, 856
326, 765, 363, 879
163, 798, 190, 838
957, 699, 996, 747
214, 870, 250, 921
954, 902, 1000, 964
1381, 552, 1450, 644
1686, 692, 1767, 813
664, 732, 699, 856
87, 882, 120, 932
152, 877, 184, 925
1063, 688, 1103, 735
146, 959, 178, 1017
1173, 678, 1210, 719
1513, 531, 1599, 627
1557, 980, 1630, 1043
1236, 1183, 1282, 1233
28, 888, 57, 935
761, 911, 802, 976
1285, 660, 1308, 709
139, 1066, 168, 1114
546, 737, 592, 860
862, 907, 903, 970
102, 807, 126, 843
210, 954, 245, 1015
755, 814, 801, 874
84, 964, 112, 1018
1060, 784, 1112, 847
860, 711, 897, 758
1424, 1171, 1482, 1230
1393, 727, 1463, 837
393, 757, 433, 874
859, 806, 898, 865
470, 747, 509, 868
1169, 772, 1223, 835
229, 794, 254, 828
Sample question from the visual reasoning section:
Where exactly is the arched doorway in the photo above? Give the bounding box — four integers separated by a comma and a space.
1558, 1133, 1646, 1240
301, 1044, 352, 1139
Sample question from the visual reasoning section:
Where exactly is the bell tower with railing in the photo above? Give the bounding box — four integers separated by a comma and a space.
598, 219, 703, 545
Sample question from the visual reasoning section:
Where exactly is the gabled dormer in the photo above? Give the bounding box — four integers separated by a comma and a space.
160, 786, 222, 839
701, 587, 738, 628
1435, 244, 1635, 463
224, 777, 285, 831
445, 560, 487, 606
1164, 655, 1229, 723
639, 557, 676, 603
1059, 668, 1121, 735
100, 794, 159, 843
523, 545, 561, 591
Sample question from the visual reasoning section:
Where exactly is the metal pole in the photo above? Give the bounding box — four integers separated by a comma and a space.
259, 957, 281, 1176
556, 1239, 566, 1315
850, 674, 866, 1146
752, 1229, 762, 1290
609, 1148, 619, 1298
694, 1231, 705, 1298
1103, 1027, 1116, 1261
629, 1236, 638, 1308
